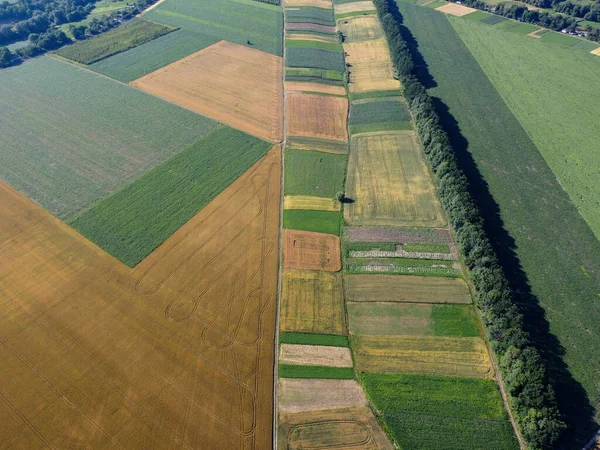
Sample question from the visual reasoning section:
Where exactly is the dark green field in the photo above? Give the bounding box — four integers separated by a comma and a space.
284, 149, 347, 198
361, 373, 519, 450
286, 47, 346, 71
396, 2, 600, 440
283, 210, 342, 235
349, 99, 412, 134
70, 127, 271, 267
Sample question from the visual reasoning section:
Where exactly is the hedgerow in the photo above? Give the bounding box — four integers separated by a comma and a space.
372, 0, 565, 448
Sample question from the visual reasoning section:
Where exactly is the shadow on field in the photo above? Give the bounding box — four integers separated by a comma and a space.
389, 2, 599, 447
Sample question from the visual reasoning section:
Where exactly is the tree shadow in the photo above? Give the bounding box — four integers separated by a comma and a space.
387, 1, 598, 446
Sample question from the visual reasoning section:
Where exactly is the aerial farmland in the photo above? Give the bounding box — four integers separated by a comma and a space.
0, 0, 598, 448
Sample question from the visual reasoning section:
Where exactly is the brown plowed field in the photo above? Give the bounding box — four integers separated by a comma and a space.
131, 40, 283, 143
0, 147, 281, 449
286, 92, 349, 142
283, 230, 341, 272
343, 39, 401, 93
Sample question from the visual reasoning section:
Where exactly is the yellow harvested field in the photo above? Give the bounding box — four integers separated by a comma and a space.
352, 335, 493, 378
284, 195, 341, 212
345, 131, 446, 227
344, 275, 472, 304
278, 407, 394, 450
131, 40, 283, 142
338, 15, 384, 42
285, 33, 337, 44
0, 148, 281, 449
343, 39, 400, 93
334, 0, 375, 14
280, 269, 345, 334
285, 0, 332, 7
286, 136, 349, 155
279, 344, 354, 367
285, 81, 346, 96
283, 230, 341, 272
286, 92, 349, 141
436, 2, 478, 15
591, 47, 600, 56
278, 379, 368, 413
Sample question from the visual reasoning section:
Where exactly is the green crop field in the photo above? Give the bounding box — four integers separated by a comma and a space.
336, 10, 377, 19
0, 56, 217, 220
279, 364, 355, 379
280, 332, 350, 347
361, 373, 519, 450
70, 127, 271, 267
284, 150, 347, 198
89, 30, 219, 82
285, 39, 343, 52
285, 6, 335, 26
285, 67, 345, 85
283, 210, 342, 235
144, 0, 283, 56
286, 47, 346, 71
494, 19, 539, 34
403, 242, 450, 253
349, 89, 403, 101
55, 20, 175, 64
349, 99, 412, 134
398, 3, 600, 439
480, 14, 507, 25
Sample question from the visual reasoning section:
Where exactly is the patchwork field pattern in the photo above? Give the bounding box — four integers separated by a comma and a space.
283, 230, 341, 272
338, 15, 384, 42
0, 147, 281, 449
0, 56, 218, 220
131, 41, 283, 142
280, 270, 345, 335
286, 93, 349, 141
278, 407, 394, 450
343, 38, 400, 92
345, 132, 446, 227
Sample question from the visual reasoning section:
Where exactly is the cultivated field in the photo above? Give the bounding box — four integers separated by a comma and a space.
286, 0, 332, 7
344, 132, 446, 227
286, 136, 349, 154
283, 230, 341, 271
435, 2, 477, 15
278, 407, 394, 450
338, 15, 384, 42
279, 344, 353, 367
349, 99, 412, 134
362, 373, 519, 450
284, 195, 341, 212
0, 56, 217, 220
334, 1, 376, 15
345, 226, 452, 243
286, 46, 346, 71
343, 38, 400, 92
0, 147, 281, 449
285, 31, 339, 43
131, 41, 283, 142
344, 274, 471, 303
286, 92, 349, 141
286, 6, 336, 26
284, 150, 347, 198
352, 335, 493, 378
286, 22, 337, 33
280, 270, 345, 334
283, 210, 341, 235
285, 81, 347, 95
278, 379, 367, 413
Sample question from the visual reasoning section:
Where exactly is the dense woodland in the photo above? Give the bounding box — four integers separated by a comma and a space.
372, 0, 566, 448
0, 0, 159, 68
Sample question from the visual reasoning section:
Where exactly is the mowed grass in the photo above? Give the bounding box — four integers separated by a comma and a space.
70, 127, 271, 266
283, 210, 342, 235
55, 19, 175, 64
279, 364, 355, 379
361, 373, 519, 450
144, 0, 283, 56
286, 46, 346, 71
398, 3, 600, 433
280, 332, 350, 347
89, 30, 219, 83
284, 149, 347, 198
0, 56, 218, 220
349, 99, 412, 134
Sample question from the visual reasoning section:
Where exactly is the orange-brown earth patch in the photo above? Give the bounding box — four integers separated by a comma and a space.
286, 92, 349, 142
283, 229, 341, 272
0, 147, 281, 449
131, 40, 283, 143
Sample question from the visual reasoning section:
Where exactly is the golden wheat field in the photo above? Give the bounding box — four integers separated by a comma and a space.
343, 39, 400, 93
131, 41, 284, 143
283, 195, 341, 212
279, 344, 353, 367
286, 92, 349, 142
344, 132, 446, 227
0, 148, 281, 449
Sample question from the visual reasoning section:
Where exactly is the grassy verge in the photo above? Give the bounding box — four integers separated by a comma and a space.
280, 332, 349, 347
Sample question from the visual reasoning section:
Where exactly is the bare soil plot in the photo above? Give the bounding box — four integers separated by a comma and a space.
278, 379, 368, 413
286, 92, 349, 141
0, 147, 281, 449
280, 269, 345, 334
338, 15, 383, 42
278, 407, 394, 450
279, 344, 353, 367
286, 0, 333, 8
285, 81, 347, 96
283, 230, 341, 272
343, 39, 400, 93
344, 275, 472, 303
131, 40, 283, 142
345, 226, 452, 243
435, 3, 478, 16
352, 335, 493, 378
345, 131, 446, 227
284, 195, 341, 212
335, 1, 375, 15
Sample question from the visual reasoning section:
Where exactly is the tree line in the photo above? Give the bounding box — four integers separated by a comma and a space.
372, 0, 566, 448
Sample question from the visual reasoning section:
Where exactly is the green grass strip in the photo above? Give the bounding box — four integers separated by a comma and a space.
279, 364, 355, 379
349, 121, 411, 135
285, 39, 343, 51
280, 332, 349, 347
403, 242, 450, 253
283, 209, 342, 235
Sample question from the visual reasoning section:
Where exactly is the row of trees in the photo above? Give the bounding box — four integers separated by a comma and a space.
372, 0, 566, 448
